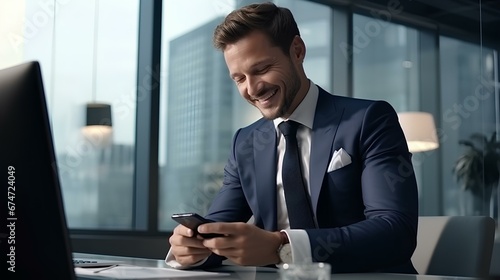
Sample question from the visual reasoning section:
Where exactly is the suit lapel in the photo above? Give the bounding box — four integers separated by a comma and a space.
310, 89, 344, 217
253, 121, 278, 231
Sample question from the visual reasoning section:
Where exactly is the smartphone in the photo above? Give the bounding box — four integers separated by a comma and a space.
171, 213, 224, 239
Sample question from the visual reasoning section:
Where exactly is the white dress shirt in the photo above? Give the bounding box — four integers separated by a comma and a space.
273, 80, 318, 263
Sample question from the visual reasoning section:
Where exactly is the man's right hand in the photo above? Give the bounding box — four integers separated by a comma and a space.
169, 224, 212, 266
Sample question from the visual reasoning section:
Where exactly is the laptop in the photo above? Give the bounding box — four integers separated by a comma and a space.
0, 61, 120, 279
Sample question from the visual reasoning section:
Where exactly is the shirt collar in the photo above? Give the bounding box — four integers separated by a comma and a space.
273, 80, 318, 131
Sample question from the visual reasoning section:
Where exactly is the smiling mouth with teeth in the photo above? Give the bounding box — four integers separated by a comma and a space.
253, 89, 278, 102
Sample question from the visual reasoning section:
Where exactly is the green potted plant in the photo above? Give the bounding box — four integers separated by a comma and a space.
452, 132, 500, 216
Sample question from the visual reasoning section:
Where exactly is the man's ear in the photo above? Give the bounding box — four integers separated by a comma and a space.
290, 35, 306, 61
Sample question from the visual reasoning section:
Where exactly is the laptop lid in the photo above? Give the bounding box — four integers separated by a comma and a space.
0, 61, 76, 279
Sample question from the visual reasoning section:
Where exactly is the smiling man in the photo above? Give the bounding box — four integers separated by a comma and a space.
225, 30, 306, 120
166, 2, 419, 274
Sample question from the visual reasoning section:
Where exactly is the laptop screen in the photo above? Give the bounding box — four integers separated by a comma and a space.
0, 62, 76, 279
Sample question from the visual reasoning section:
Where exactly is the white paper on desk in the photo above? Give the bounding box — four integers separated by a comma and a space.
75, 265, 229, 279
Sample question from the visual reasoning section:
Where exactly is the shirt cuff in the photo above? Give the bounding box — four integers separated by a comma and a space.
282, 229, 312, 263
165, 248, 208, 269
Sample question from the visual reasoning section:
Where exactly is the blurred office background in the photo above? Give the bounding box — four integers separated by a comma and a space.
0, 0, 498, 270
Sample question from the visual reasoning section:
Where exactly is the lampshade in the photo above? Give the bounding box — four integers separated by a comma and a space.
86, 103, 112, 126
398, 112, 439, 153
81, 103, 113, 147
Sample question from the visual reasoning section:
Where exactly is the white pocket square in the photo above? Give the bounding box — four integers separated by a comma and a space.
327, 148, 352, 172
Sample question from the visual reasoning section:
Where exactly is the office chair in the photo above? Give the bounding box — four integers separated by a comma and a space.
411, 216, 496, 278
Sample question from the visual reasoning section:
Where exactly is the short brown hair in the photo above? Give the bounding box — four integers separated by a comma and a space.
213, 2, 300, 56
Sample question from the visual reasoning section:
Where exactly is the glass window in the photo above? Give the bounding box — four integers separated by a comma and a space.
158, 0, 234, 231
352, 14, 419, 111
0, 0, 140, 229
158, 0, 332, 231
352, 13, 429, 210
439, 36, 497, 217
275, 0, 332, 91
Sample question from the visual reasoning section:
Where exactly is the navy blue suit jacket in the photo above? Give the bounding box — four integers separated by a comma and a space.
204, 87, 418, 273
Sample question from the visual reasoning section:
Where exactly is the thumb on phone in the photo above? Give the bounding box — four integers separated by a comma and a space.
174, 224, 195, 237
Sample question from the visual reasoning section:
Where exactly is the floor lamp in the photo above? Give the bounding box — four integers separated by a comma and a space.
398, 112, 439, 153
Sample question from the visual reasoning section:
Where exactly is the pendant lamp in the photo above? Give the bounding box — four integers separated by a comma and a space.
82, 0, 112, 147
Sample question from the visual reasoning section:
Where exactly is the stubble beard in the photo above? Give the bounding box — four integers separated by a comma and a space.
260, 66, 302, 120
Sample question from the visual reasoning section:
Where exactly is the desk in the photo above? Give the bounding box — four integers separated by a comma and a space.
74, 253, 483, 280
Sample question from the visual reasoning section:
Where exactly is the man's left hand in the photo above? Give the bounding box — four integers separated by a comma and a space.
198, 222, 282, 266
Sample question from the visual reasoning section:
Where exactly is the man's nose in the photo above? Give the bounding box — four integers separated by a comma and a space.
246, 77, 260, 97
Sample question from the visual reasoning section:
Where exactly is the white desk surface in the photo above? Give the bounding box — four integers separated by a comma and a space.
74, 253, 484, 280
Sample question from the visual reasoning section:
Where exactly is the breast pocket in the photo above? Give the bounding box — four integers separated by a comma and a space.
326, 163, 360, 195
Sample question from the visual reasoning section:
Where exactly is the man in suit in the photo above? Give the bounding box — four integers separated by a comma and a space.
167, 2, 418, 273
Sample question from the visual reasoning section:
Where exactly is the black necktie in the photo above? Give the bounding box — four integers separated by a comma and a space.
278, 121, 315, 229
